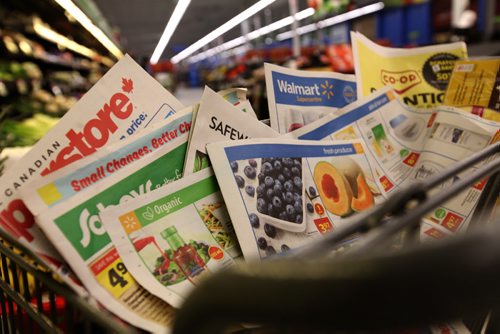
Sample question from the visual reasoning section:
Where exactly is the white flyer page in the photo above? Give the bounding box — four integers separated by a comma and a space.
21, 112, 192, 216
33, 121, 191, 332
290, 87, 499, 237
265, 63, 356, 133
218, 87, 257, 117
207, 138, 380, 260
100, 168, 239, 307
184, 87, 279, 175
0, 54, 183, 291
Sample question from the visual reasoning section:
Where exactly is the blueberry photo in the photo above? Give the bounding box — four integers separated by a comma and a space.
244, 165, 257, 179
309, 186, 317, 197
245, 185, 255, 197
264, 223, 277, 238
255, 157, 304, 225
249, 213, 260, 228
230, 161, 238, 172
257, 237, 268, 250
235, 175, 245, 188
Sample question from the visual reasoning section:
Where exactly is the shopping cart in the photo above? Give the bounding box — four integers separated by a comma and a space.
0, 142, 498, 334
173, 142, 500, 334
0, 222, 138, 333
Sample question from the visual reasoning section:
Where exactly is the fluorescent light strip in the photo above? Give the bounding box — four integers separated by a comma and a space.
277, 2, 384, 41
33, 18, 97, 59
150, 0, 191, 64
187, 7, 315, 64
53, 0, 123, 59
171, 0, 277, 64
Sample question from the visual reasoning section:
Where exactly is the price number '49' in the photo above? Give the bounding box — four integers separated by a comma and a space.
96, 259, 134, 298
109, 262, 128, 288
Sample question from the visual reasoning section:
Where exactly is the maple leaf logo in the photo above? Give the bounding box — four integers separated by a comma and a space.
122, 78, 134, 93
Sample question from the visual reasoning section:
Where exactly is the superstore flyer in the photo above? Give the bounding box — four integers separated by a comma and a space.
351, 31, 467, 108
21, 111, 192, 216
100, 168, 238, 307
264, 63, 356, 134
207, 138, 379, 260
33, 112, 191, 332
0, 55, 183, 291
183, 87, 279, 175
290, 87, 499, 238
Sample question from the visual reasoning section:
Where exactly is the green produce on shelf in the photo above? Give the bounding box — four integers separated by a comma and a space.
0, 113, 59, 147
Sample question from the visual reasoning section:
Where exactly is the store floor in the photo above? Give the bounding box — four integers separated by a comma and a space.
175, 85, 204, 106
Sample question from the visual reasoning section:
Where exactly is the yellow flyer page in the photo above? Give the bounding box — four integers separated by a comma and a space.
444, 58, 500, 122
351, 31, 467, 108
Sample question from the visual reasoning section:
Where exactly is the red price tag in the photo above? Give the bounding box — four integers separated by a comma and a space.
314, 217, 333, 234
473, 177, 488, 191
441, 212, 464, 232
314, 203, 325, 216
427, 113, 437, 128
424, 228, 446, 240
209, 246, 224, 260
379, 176, 394, 192
403, 152, 420, 167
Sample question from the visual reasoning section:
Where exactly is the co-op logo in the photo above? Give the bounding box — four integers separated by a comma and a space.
381, 70, 422, 94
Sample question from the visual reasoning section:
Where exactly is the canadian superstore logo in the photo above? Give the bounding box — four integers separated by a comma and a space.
380, 70, 422, 94
320, 80, 334, 100
41, 78, 136, 176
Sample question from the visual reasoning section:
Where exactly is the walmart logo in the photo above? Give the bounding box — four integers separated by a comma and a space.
277, 80, 320, 96
320, 80, 334, 100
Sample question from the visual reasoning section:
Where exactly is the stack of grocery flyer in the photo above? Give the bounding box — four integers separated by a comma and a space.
0, 32, 494, 332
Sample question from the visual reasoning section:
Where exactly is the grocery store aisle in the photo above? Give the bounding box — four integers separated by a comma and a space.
175, 86, 204, 106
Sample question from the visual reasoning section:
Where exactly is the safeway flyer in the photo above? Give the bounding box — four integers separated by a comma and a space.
0, 55, 183, 292
265, 63, 356, 133
183, 87, 279, 175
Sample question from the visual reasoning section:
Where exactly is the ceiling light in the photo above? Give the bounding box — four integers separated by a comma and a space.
277, 2, 384, 40
187, 7, 315, 64
172, 0, 277, 64
33, 18, 97, 59
150, 0, 192, 64
53, 0, 123, 59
